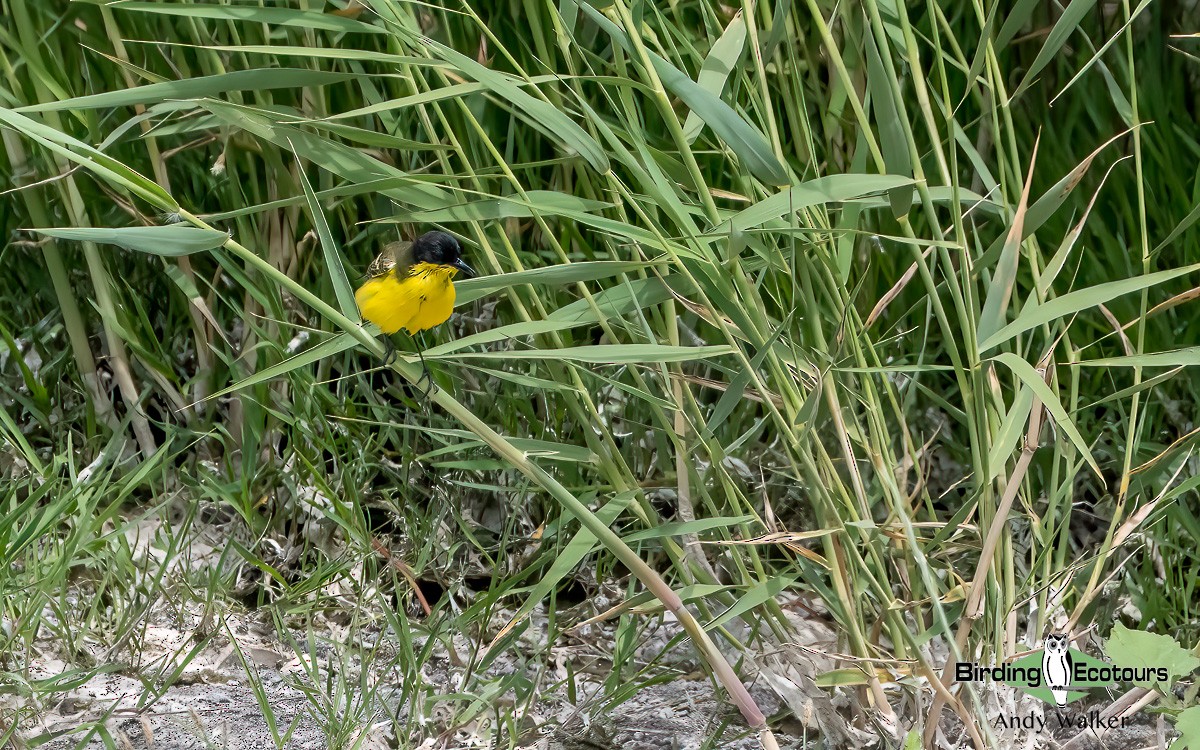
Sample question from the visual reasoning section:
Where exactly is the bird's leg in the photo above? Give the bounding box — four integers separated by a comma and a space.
414, 335, 437, 399
382, 336, 396, 366
415, 347, 430, 393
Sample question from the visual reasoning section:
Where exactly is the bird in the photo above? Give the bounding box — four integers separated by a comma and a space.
1041, 633, 1073, 707
355, 230, 476, 372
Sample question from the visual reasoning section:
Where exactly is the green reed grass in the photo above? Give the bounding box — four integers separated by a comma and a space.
2, 1, 1199, 747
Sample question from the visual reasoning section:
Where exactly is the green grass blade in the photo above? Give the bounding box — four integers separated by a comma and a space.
682, 11, 747, 142
29, 226, 230, 256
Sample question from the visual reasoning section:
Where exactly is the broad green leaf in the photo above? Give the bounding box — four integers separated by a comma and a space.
109, 2, 384, 34
17, 70, 357, 113
423, 320, 589, 357
761, 0, 793, 60
706, 573, 799, 630
863, 31, 913, 217
0, 107, 175, 209
499, 439, 596, 463
456, 261, 659, 306
986, 385, 1035, 482
683, 12, 747, 142
545, 276, 691, 324
979, 262, 1200, 352
1171, 705, 1200, 750
429, 344, 733, 364
961, 4, 1002, 99
1108, 623, 1200, 693
1078, 349, 1200, 368
30, 226, 229, 256
977, 140, 1038, 345
714, 175, 914, 233
995, 0, 1043, 50
394, 192, 612, 223
990, 352, 1099, 476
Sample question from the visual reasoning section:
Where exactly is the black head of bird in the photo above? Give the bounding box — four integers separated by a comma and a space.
410, 231, 476, 278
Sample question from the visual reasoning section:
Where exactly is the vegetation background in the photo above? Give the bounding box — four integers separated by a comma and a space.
2, 0, 1199, 748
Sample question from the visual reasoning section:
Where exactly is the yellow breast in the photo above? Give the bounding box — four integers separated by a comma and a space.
355, 263, 458, 335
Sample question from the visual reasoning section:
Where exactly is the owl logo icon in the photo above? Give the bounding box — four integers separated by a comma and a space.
1042, 633, 1073, 706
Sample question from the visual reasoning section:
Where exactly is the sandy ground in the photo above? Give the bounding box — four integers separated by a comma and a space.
11, 597, 811, 750
4, 509, 1172, 750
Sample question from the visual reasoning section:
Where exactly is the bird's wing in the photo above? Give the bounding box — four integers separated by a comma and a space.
365, 241, 410, 279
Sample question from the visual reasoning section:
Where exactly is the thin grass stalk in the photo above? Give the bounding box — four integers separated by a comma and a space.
97, 6, 215, 421
923, 354, 1051, 748
9, 0, 157, 457
1, 130, 118, 432
1061, 0, 1150, 636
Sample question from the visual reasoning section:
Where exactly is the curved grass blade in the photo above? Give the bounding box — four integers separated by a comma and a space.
109, 2, 384, 34
486, 491, 637, 652
293, 143, 357, 319
30, 226, 230, 256
17, 69, 358, 113
979, 262, 1200, 353
1009, 0, 1099, 102
420, 38, 610, 174
977, 137, 1038, 344
683, 11, 747, 142
1077, 349, 1200, 368
197, 332, 362, 405
395, 191, 612, 223
991, 352, 1100, 476
714, 175, 914, 233
0, 107, 174, 209
574, 0, 788, 185
423, 320, 589, 357
706, 573, 799, 631
455, 260, 660, 305
428, 344, 733, 363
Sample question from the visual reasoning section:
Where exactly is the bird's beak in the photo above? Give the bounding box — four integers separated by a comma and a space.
452, 258, 477, 278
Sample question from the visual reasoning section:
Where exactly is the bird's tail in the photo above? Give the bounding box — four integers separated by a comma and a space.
1051, 688, 1067, 707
